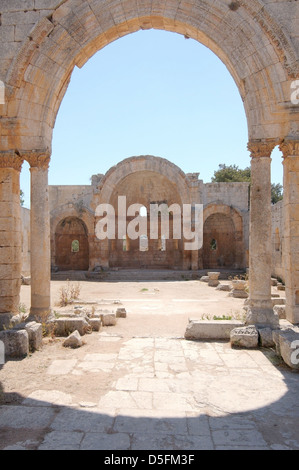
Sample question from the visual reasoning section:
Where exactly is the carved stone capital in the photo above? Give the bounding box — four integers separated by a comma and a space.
247, 140, 277, 159
23, 150, 51, 170
279, 139, 299, 158
0, 151, 23, 171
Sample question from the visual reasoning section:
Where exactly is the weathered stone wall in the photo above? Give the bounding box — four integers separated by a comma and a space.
203, 183, 250, 213
20, 206, 30, 277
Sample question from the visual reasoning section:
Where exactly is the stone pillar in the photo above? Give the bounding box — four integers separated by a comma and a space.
25, 152, 51, 322
280, 139, 299, 324
0, 152, 23, 329
247, 141, 279, 328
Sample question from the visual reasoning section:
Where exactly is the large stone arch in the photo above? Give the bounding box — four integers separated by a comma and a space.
93, 155, 191, 269
1, 0, 298, 152
96, 155, 191, 206
0, 1, 298, 326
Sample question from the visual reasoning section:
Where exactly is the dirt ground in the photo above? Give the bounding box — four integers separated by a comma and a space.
0, 277, 284, 406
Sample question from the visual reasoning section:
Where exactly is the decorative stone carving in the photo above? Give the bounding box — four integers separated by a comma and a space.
23, 150, 51, 170
279, 139, 299, 157
0, 151, 23, 171
247, 140, 277, 159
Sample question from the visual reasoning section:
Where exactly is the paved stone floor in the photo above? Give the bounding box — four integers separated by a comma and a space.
1, 332, 299, 450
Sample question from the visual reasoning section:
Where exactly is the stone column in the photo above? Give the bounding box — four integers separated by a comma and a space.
25, 152, 51, 322
247, 141, 279, 328
0, 152, 23, 329
280, 139, 299, 324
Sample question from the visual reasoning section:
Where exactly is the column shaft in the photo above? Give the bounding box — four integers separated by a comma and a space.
280, 140, 299, 324
247, 141, 279, 328
27, 153, 51, 322
0, 153, 23, 329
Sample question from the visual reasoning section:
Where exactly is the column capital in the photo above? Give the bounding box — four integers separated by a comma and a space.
247, 140, 277, 159
0, 151, 23, 171
279, 139, 299, 158
23, 150, 51, 170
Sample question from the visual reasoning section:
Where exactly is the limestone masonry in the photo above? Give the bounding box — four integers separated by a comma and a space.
0, 0, 299, 329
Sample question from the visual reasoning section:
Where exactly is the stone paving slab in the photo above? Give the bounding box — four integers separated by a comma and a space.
1, 335, 299, 450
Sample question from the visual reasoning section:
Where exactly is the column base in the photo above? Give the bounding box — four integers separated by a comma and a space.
29, 308, 51, 324
245, 307, 279, 329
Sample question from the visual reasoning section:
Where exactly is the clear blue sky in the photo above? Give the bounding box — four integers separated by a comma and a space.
21, 30, 283, 208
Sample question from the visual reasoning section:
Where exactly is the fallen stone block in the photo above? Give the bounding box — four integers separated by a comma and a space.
273, 305, 286, 319
0, 329, 29, 359
101, 313, 117, 327
25, 322, 43, 351
258, 327, 275, 348
185, 319, 244, 340
116, 308, 127, 318
51, 317, 91, 337
230, 325, 259, 349
274, 328, 299, 370
88, 318, 102, 332
199, 276, 209, 283
63, 330, 83, 349
277, 284, 285, 291
230, 290, 249, 299
216, 284, 231, 292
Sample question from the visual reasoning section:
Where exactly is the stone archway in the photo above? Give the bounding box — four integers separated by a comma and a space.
94, 156, 191, 270
0, 1, 298, 325
55, 217, 89, 271
202, 204, 245, 270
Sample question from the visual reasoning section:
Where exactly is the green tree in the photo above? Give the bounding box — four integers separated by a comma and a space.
20, 190, 25, 206
212, 164, 251, 183
211, 164, 283, 204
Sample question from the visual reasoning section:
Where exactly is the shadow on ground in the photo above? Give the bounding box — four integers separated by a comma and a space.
0, 349, 298, 451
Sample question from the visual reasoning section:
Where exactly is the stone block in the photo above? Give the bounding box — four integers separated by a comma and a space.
185, 319, 244, 340
116, 308, 127, 318
25, 322, 43, 351
274, 329, 299, 370
0, 329, 29, 358
230, 326, 259, 349
51, 317, 91, 337
273, 305, 286, 319
199, 276, 209, 283
216, 284, 231, 292
258, 327, 275, 348
63, 331, 83, 349
230, 290, 249, 299
101, 313, 117, 327
88, 318, 101, 332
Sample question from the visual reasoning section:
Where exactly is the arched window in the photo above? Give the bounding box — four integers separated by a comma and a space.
71, 240, 80, 253
210, 239, 217, 251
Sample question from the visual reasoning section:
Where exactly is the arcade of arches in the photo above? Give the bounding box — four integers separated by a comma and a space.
0, 0, 299, 331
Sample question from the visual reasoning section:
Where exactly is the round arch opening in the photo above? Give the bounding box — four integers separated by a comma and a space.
55, 217, 89, 271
